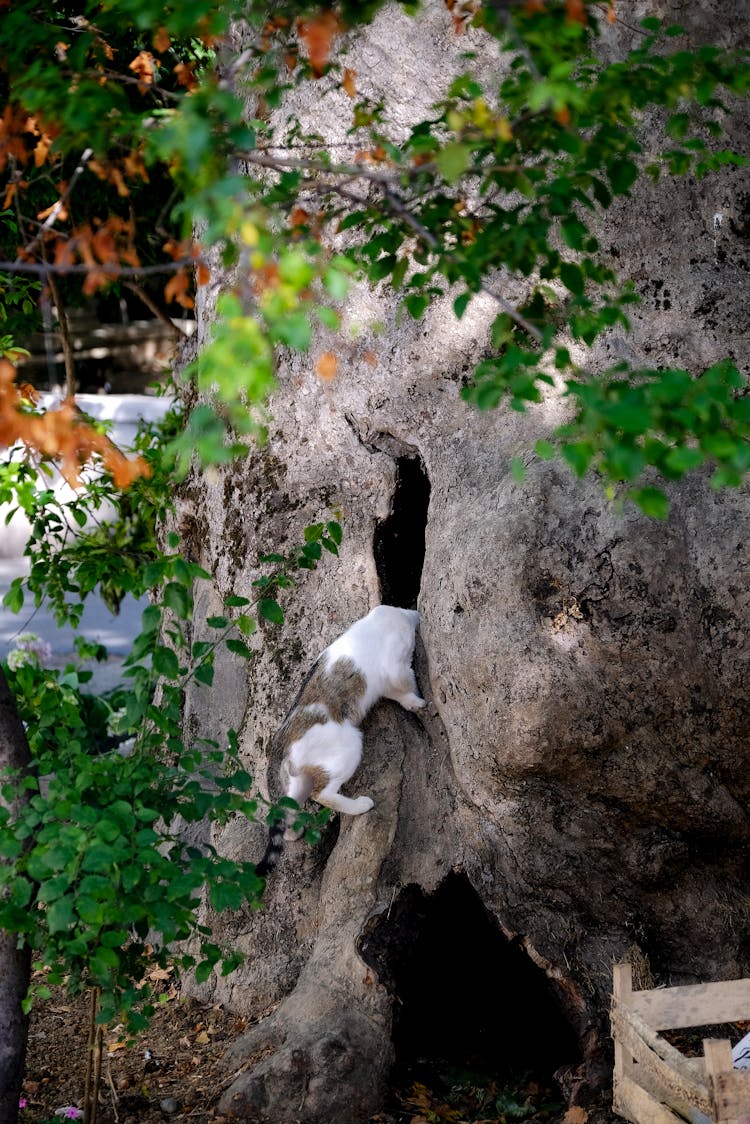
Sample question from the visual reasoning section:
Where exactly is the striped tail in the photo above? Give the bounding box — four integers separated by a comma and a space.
255, 817, 286, 878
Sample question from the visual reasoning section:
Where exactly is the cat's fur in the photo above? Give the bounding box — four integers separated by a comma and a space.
256, 605, 425, 877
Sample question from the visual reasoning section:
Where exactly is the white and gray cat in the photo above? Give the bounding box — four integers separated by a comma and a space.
256, 605, 425, 877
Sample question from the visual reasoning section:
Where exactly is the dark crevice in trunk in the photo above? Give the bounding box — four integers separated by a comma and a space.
359, 872, 581, 1091
374, 454, 430, 610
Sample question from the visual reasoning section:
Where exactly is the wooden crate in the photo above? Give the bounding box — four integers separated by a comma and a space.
612, 962, 750, 1124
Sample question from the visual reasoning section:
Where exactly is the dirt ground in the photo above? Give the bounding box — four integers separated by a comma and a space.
22, 977, 612, 1124
22, 977, 243, 1124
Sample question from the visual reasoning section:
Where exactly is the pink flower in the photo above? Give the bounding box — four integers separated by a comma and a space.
18, 1098, 27, 1110
55, 1109, 83, 1121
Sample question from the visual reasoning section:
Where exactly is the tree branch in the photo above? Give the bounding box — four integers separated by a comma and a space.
123, 281, 189, 338
22, 147, 93, 260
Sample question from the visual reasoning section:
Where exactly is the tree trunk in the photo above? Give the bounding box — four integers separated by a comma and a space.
180, 4, 750, 1121
0, 669, 32, 1124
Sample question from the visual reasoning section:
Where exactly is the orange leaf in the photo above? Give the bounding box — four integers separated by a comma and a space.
296, 11, 342, 77
562, 1109, 588, 1124
342, 68, 357, 99
196, 263, 210, 286
128, 50, 155, 91
152, 26, 170, 53
173, 61, 198, 91
33, 132, 53, 168
565, 0, 587, 23
315, 352, 338, 380
164, 269, 194, 309
363, 350, 378, 367
37, 200, 67, 222
607, 0, 617, 21
289, 207, 310, 228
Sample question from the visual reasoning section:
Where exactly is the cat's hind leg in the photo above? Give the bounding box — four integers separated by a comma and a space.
384, 666, 425, 712
307, 766, 373, 815
314, 782, 374, 816
282, 768, 314, 841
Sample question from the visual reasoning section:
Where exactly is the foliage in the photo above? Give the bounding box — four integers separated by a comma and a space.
0, 505, 336, 1029
1, 0, 749, 512
398, 1067, 564, 1122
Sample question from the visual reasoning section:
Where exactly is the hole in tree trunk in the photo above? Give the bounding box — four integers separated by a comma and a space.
358, 872, 581, 1109
374, 454, 430, 610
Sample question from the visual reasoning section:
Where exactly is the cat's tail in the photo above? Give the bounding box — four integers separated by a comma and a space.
255, 817, 286, 878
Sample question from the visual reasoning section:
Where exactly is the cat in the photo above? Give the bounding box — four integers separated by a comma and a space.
255, 605, 425, 877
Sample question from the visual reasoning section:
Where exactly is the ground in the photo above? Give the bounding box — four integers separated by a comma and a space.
21, 977, 615, 1124
22, 977, 245, 1124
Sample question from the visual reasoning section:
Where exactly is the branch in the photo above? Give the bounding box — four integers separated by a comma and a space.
123, 281, 189, 338
22, 147, 93, 259
45, 271, 77, 396
0, 258, 206, 277
309, 177, 545, 343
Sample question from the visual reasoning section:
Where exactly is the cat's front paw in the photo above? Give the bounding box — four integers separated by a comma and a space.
403, 693, 426, 711
352, 796, 374, 815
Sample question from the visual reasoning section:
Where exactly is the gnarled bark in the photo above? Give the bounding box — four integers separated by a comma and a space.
180, 4, 750, 1121
0, 669, 32, 1124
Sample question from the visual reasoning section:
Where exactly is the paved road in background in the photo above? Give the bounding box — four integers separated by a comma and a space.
0, 394, 171, 693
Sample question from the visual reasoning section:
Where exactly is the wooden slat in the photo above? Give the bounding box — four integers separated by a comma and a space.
705, 1037, 750, 1121
614, 1073, 685, 1124
614, 963, 635, 1083
705, 1039, 737, 1124
629, 979, 750, 1031
612, 1002, 710, 1114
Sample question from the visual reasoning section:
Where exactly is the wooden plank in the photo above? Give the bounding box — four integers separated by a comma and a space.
712, 1073, 750, 1119
612, 1003, 709, 1108
614, 963, 635, 1083
629, 979, 750, 1031
704, 1036, 750, 1120
705, 1039, 737, 1124
614, 1073, 685, 1124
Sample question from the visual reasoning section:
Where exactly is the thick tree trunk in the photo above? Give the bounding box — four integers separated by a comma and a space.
0, 669, 32, 1124
181, 4, 750, 1121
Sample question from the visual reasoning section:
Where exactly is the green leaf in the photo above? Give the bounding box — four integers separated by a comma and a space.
608, 158, 639, 195
162, 581, 192, 620
194, 662, 215, 686
3, 580, 23, 613
225, 594, 250, 607
561, 441, 595, 477
437, 142, 471, 184
195, 959, 216, 984
630, 486, 669, 519
560, 262, 585, 296
206, 615, 229, 629
534, 440, 555, 460
453, 292, 471, 320
209, 880, 243, 912
404, 293, 430, 319
153, 646, 180, 680
258, 598, 284, 624
225, 638, 252, 659
510, 456, 525, 483
274, 312, 311, 351
47, 896, 74, 934
326, 520, 342, 545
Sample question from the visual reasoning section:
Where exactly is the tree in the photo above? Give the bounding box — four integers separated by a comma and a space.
1, 1, 749, 1121
0, 669, 32, 1124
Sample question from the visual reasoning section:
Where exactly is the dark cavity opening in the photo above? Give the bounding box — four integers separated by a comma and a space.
359, 872, 581, 1101
373, 454, 430, 609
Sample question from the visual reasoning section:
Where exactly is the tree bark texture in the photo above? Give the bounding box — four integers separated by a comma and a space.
0, 669, 32, 1124
179, 4, 750, 1120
